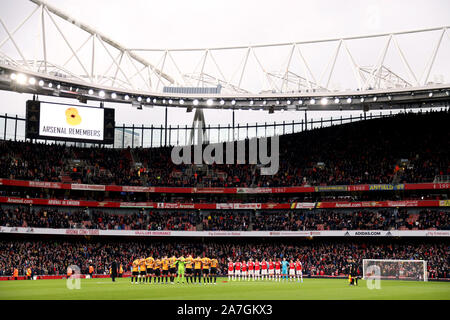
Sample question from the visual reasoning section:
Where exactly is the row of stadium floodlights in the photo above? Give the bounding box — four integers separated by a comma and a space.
7, 70, 450, 111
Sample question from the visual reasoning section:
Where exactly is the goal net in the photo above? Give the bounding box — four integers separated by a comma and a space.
362, 259, 428, 281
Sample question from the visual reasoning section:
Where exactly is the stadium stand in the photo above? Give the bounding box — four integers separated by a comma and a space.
0, 206, 448, 231
0, 110, 448, 282
0, 110, 448, 188
0, 237, 447, 280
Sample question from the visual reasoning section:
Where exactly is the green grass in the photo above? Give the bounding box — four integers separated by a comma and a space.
0, 277, 449, 300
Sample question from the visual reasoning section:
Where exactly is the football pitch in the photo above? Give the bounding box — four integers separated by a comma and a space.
0, 278, 449, 300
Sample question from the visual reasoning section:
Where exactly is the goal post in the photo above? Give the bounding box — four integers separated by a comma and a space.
362, 259, 428, 282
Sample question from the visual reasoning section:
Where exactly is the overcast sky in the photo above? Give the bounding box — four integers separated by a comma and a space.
0, 0, 449, 128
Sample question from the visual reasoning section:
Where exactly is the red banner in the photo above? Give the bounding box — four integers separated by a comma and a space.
0, 178, 448, 194
315, 200, 441, 208
0, 196, 444, 209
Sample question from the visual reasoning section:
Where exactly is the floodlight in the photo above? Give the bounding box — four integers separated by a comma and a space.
16, 73, 27, 85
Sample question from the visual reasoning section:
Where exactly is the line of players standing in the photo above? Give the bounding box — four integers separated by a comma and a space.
228, 257, 303, 282
131, 255, 220, 284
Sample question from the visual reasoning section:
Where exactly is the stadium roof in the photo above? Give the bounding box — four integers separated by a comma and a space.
0, 0, 449, 111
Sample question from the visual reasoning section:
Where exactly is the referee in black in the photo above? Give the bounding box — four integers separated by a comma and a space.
111, 261, 118, 282
348, 259, 358, 286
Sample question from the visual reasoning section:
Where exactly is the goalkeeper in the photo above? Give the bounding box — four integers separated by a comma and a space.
175, 256, 186, 284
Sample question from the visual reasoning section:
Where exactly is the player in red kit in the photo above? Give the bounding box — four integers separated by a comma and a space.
261, 259, 268, 280
227, 259, 234, 281
248, 259, 254, 281
268, 259, 275, 281
234, 261, 241, 281
275, 259, 281, 281
241, 260, 247, 281
254, 259, 261, 281
296, 259, 303, 283
289, 259, 296, 281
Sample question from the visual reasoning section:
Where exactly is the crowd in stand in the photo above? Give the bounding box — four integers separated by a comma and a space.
0, 186, 445, 204
0, 207, 199, 231
0, 111, 448, 188
253, 209, 450, 231
1, 206, 448, 231
201, 211, 251, 231
0, 238, 447, 279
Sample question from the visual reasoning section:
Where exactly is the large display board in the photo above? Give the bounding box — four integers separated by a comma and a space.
25, 100, 115, 144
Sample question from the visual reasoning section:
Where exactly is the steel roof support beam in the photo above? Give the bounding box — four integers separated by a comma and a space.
29, 0, 174, 85
96, 34, 133, 89
0, 4, 39, 50
44, 6, 91, 82
363, 35, 392, 90
167, 51, 189, 87
422, 28, 445, 85
392, 35, 419, 87
0, 19, 31, 69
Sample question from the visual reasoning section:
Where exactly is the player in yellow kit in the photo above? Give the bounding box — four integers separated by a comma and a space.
131, 258, 140, 284
153, 257, 162, 284
161, 256, 170, 284
169, 255, 177, 284
138, 257, 147, 284
185, 255, 194, 284
193, 256, 202, 284
210, 258, 219, 284
145, 256, 154, 284
201, 256, 211, 284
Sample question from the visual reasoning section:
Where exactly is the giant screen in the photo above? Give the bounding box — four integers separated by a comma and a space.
26, 100, 115, 144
